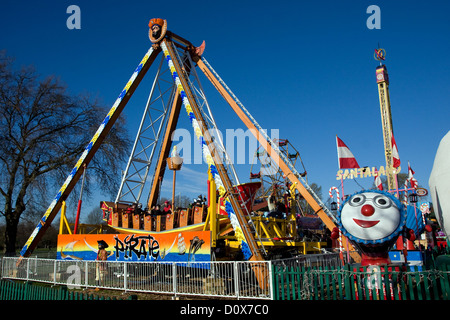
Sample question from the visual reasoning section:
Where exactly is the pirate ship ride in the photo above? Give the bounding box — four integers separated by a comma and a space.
20, 18, 359, 263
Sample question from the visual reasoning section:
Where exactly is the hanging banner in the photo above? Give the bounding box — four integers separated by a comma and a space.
57, 231, 211, 263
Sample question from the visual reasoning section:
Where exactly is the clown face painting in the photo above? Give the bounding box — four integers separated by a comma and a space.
339, 191, 407, 244
337, 190, 408, 266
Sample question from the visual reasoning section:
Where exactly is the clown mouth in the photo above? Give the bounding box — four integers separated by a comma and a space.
353, 219, 380, 228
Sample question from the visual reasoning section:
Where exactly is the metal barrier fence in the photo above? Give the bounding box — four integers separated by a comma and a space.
1, 257, 272, 300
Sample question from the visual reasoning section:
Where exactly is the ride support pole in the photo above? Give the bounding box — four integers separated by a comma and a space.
73, 164, 87, 234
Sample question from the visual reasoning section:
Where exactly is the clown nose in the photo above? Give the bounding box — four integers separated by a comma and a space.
361, 204, 375, 216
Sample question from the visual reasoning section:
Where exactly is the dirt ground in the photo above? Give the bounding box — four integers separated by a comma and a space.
81, 288, 223, 300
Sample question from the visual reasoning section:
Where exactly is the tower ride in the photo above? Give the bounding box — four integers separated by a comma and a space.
374, 48, 397, 191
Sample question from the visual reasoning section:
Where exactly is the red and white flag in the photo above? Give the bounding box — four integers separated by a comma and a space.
408, 161, 418, 189
374, 168, 383, 190
391, 134, 401, 168
336, 136, 360, 169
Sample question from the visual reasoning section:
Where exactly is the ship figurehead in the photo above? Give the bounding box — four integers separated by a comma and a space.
148, 18, 167, 44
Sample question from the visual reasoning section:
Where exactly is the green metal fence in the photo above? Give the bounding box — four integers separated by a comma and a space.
272, 263, 450, 300
0, 280, 137, 300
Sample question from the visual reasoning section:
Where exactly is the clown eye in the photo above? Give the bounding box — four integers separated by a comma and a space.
373, 195, 391, 208
349, 194, 366, 207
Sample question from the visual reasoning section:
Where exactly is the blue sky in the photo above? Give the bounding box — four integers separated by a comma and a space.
1, 1, 449, 217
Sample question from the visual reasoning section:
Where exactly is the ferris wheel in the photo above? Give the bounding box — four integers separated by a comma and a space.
250, 139, 308, 208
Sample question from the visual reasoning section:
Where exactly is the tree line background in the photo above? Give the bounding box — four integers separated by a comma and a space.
0, 51, 130, 255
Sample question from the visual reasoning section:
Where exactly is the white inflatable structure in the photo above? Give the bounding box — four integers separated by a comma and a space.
429, 130, 450, 242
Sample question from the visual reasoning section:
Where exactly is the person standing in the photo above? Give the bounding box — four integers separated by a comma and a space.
95, 240, 108, 290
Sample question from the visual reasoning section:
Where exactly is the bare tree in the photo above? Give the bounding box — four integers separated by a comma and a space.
85, 207, 104, 225
0, 53, 130, 255
297, 182, 322, 216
